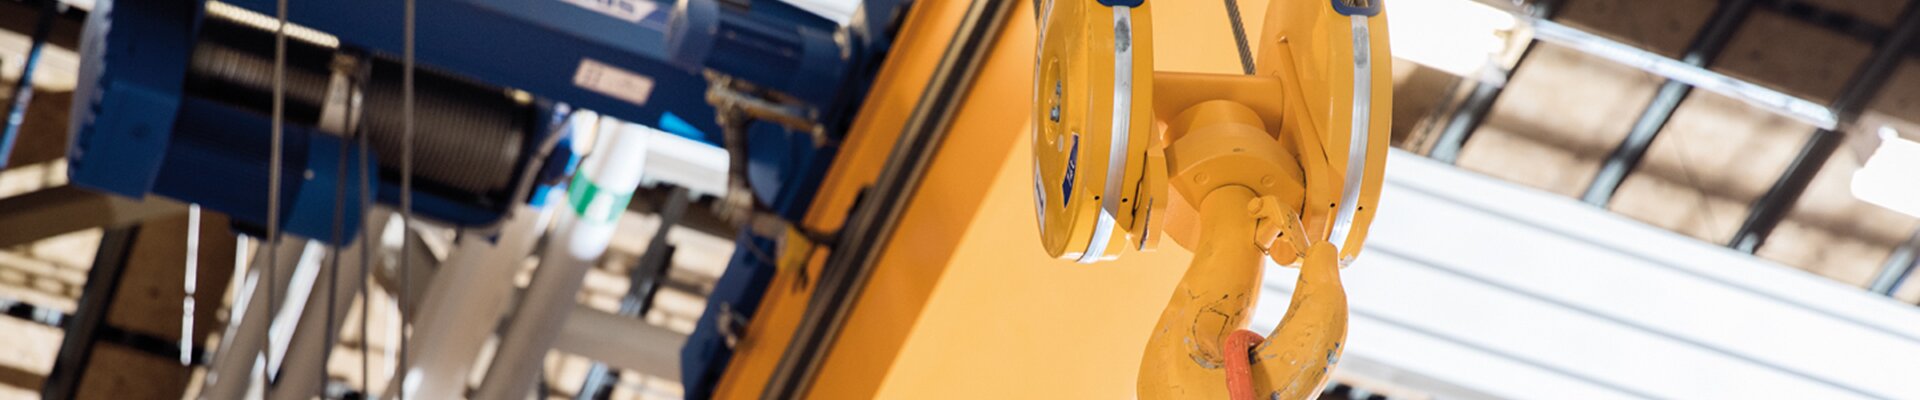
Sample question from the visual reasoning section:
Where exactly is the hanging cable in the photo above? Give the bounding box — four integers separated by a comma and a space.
324, 56, 355, 396
398, 0, 417, 398
342, 40, 377, 397
266, 0, 289, 388
1224, 0, 1255, 75
357, 106, 374, 396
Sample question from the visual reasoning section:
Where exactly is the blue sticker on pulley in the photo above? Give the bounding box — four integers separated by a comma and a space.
1062, 134, 1079, 208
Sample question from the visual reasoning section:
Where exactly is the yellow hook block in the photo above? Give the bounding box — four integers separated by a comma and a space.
1031, 0, 1388, 398
1030, 0, 1160, 263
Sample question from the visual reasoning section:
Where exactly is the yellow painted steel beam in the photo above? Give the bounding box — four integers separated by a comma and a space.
712, 0, 1388, 398
709, 0, 990, 398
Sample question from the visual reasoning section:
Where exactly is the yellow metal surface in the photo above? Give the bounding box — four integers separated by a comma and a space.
870, 134, 1195, 399
806, 5, 1039, 397
1158, 98, 1304, 258
1253, 1, 1394, 261
1032, 0, 1157, 261
1252, 240, 1349, 398
1137, 185, 1265, 399
711, 1, 1387, 398
1135, 0, 1387, 396
707, 0, 973, 397
1132, 180, 1347, 399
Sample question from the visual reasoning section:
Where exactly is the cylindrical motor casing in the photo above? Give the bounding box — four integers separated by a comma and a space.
157, 97, 373, 242
72, 7, 553, 242
667, 0, 849, 107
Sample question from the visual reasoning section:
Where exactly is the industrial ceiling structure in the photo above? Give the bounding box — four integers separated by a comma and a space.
1397, 0, 1920, 298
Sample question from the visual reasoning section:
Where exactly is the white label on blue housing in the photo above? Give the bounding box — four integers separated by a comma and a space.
574, 58, 656, 107
559, 0, 659, 23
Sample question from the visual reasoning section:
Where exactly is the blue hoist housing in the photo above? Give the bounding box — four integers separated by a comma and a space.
69, 0, 911, 397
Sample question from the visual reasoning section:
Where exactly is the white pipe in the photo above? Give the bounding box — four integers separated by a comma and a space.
265, 243, 329, 373
475, 114, 652, 399
200, 237, 321, 400
553, 304, 686, 381
388, 204, 552, 399
268, 211, 392, 400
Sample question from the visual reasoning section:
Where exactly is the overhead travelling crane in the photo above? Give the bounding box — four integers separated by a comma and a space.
25, 0, 1389, 398
11, 0, 1920, 398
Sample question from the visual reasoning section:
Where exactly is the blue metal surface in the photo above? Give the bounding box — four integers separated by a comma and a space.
676, 1, 913, 396
68, 0, 911, 393
72, 0, 906, 226
220, 0, 724, 137
530, 143, 579, 208
745, 123, 837, 221
682, 231, 779, 400
738, 0, 840, 31
67, 0, 201, 198
667, 0, 851, 108
161, 98, 373, 241
816, 0, 913, 135
657, 111, 712, 143
665, 0, 717, 72
69, 0, 600, 241
1331, 0, 1382, 16
850, 0, 910, 56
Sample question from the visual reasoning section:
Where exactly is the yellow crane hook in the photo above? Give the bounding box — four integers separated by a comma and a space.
1030, 0, 1392, 398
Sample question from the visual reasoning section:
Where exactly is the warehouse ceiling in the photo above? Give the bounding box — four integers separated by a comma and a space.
1388, 0, 1920, 301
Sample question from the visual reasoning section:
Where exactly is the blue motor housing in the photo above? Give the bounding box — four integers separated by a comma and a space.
67, 0, 196, 203
70, 1, 915, 397
70, 0, 577, 243
746, 123, 837, 221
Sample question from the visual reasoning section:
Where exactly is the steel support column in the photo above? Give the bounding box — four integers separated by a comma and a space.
40, 226, 140, 400
1731, 2, 1920, 253
1426, 0, 1561, 164
1582, 0, 1758, 207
